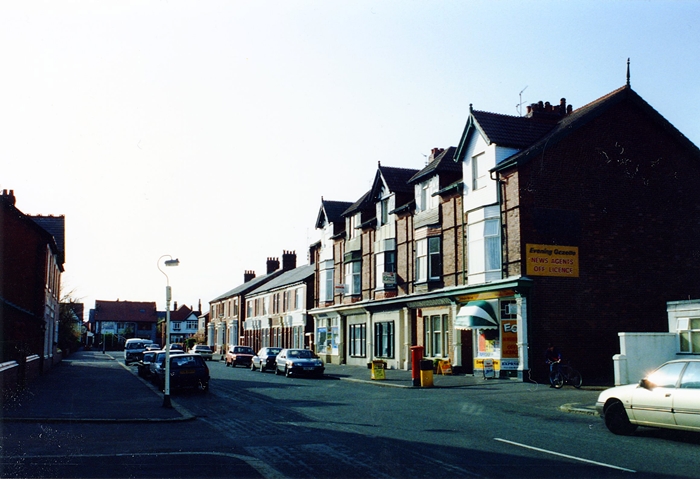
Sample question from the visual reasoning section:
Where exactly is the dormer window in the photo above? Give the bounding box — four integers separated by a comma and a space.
416, 177, 438, 213
380, 198, 389, 226
348, 213, 360, 239
472, 152, 488, 190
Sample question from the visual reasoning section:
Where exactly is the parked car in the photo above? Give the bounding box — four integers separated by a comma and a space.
167, 343, 185, 354
189, 345, 213, 361
596, 359, 700, 435
137, 351, 157, 379
250, 347, 282, 372
149, 350, 185, 381
124, 338, 154, 365
145, 344, 161, 351
225, 345, 255, 367
154, 353, 210, 393
274, 348, 324, 378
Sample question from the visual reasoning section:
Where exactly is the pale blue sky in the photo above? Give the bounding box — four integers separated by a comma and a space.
2, 1, 698, 317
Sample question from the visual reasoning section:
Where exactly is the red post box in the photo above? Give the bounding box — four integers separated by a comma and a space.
410, 346, 424, 387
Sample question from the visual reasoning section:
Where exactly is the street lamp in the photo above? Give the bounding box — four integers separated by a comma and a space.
157, 255, 180, 408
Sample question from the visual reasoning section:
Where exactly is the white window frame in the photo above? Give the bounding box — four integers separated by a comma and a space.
468, 218, 501, 274
375, 250, 397, 289
344, 260, 361, 295
678, 318, 700, 353
319, 262, 334, 302
472, 152, 488, 190
424, 314, 449, 357
416, 237, 441, 283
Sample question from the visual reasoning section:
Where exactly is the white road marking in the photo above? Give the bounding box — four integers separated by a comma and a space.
494, 438, 636, 473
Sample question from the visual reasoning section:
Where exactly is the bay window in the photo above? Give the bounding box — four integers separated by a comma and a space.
416, 236, 442, 283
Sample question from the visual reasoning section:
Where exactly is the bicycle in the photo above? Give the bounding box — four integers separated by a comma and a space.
549, 360, 582, 389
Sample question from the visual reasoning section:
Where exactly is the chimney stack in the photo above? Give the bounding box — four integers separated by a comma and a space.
526, 98, 572, 121
266, 257, 280, 274
2, 189, 16, 206
282, 250, 297, 271
173, 301, 178, 311
244, 270, 256, 282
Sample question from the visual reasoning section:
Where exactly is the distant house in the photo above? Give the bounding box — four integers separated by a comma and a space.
0, 189, 64, 374
243, 256, 314, 352
208, 254, 293, 354
165, 303, 201, 344
92, 300, 158, 348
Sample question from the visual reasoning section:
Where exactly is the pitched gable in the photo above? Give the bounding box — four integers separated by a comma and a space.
496, 86, 700, 171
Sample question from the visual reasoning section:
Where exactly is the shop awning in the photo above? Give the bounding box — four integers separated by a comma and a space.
455, 300, 499, 330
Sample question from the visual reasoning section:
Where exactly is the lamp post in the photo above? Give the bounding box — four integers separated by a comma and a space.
158, 255, 180, 408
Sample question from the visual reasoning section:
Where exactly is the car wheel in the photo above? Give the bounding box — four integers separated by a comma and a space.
275, 365, 281, 375
259, 364, 265, 373
604, 400, 637, 435
285, 367, 292, 378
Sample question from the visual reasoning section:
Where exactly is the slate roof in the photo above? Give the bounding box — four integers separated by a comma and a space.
495, 85, 700, 171
408, 146, 461, 184
212, 269, 284, 302
247, 264, 314, 296
470, 110, 557, 149
93, 300, 158, 323
342, 189, 373, 216
30, 215, 66, 265
377, 165, 419, 195
170, 305, 201, 321
316, 199, 353, 229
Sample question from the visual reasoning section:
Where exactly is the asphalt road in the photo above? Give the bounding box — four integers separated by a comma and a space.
2, 356, 700, 478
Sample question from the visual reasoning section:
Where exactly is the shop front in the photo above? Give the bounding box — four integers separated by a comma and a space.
455, 290, 528, 380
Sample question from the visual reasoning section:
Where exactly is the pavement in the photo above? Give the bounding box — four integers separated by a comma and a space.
1, 350, 600, 423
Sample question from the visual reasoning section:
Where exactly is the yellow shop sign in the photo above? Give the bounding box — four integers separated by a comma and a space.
526, 244, 579, 278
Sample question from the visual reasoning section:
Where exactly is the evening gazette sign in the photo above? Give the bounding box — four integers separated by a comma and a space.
526, 244, 579, 278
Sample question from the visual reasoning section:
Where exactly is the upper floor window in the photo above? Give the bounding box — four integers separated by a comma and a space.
319, 261, 334, 302
380, 197, 390, 226
172, 322, 182, 331
472, 153, 489, 190
348, 213, 360, 239
187, 320, 198, 329
344, 252, 362, 296
375, 251, 397, 289
294, 287, 303, 310
416, 177, 438, 213
678, 318, 700, 353
468, 218, 501, 274
416, 236, 442, 283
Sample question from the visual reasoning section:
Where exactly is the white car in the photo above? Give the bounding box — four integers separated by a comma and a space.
596, 359, 700, 435
189, 344, 213, 361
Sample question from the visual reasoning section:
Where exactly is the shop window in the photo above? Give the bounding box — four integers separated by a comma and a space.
374, 321, 394, 358
678, 318, 700, 353
349, 324, 366, 357
424, 314, 449, 357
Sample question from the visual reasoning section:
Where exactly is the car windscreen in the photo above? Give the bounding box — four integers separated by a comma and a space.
235, 347, 254, 354
171, 356, 204, 368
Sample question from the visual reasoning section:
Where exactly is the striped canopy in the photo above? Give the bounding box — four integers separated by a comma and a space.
455, 300, 499, 330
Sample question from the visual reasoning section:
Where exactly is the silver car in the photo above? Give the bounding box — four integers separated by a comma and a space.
596, 359, 700, 435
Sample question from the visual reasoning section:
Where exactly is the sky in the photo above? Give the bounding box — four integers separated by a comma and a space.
2, 1, 699, 320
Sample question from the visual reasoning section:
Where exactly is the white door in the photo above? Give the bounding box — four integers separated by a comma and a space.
673, 361, 700, 430
630, 361, 685, 427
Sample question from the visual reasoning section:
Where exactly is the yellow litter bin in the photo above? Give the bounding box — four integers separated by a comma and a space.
419, 359, 434, 388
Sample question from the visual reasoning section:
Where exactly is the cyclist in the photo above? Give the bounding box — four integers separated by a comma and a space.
544, 343, 562, 388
